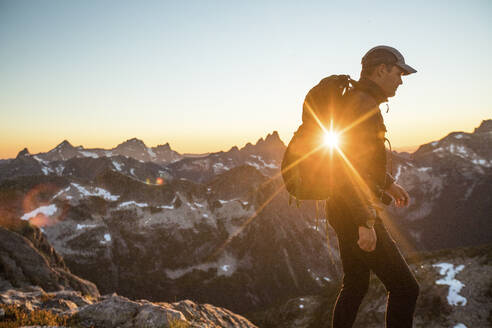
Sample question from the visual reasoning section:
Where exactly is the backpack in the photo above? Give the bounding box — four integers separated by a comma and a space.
281, 75, 356, 203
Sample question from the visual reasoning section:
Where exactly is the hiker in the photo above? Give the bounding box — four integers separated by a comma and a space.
326, 46, 419, 328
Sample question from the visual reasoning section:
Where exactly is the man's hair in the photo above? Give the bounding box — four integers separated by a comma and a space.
360, 48, 398, 78
360, 62, 395, 78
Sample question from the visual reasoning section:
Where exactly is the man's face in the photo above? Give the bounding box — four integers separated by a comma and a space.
379, 65, 404, 98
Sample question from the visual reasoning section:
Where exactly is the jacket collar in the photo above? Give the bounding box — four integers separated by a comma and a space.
356, 77, 388, 104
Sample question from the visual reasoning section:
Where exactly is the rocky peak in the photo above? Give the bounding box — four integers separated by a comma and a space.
15, 147, 30, 158
240, 131, 286, 159
154, 142, 172, 151
228, 145, 240, 153
473, 119, 492, 134
117, 137, 147, 148
54, 139, 75, 151
263, 131, 285, 147
113, 138, 149, 155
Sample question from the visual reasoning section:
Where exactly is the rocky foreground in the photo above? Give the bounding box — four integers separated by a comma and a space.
0, 224, 257, 327
1, 290, 256, 327
251, 243, 492, 328
2, 221, 491, 328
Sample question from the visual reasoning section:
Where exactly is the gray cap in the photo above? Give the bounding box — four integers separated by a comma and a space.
362, 45, 417, 75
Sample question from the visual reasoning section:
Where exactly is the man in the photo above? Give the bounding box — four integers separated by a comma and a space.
326, 46, 420, 328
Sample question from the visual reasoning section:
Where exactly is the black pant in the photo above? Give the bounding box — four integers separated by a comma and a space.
327, 198, 419, 328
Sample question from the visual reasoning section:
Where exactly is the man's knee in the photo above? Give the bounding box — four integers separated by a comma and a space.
389, 276, 420, 301
341, 273, 370, 298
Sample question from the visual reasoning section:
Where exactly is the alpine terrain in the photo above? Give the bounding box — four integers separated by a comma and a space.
0, 119, 491, 327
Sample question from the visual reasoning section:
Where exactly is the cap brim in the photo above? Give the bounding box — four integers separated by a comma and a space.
397, 63, 417, 75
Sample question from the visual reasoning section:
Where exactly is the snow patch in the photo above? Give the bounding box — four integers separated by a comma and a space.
165, 253, 238, 279
212, 162, 230, 173
471, 158, 492, 167
453, 324, 467, 328
250, 154, 279, 169
21, 204, 58, 221
394, 165, 402, 181
71, 183, 120, 201
417, 167, 432, 172
118, 200, 148, 208
100, 233, 112, 244
79, 151, 99, 158
51, 186, 71, 200
158, 195, 177, 209
76, 223, 98, 230
112, 161, 123, 171
33, 155, 50, 165
147, 148, 156, 158
218, 198, 247, 205
432, 262, 467, 306
55, 165, 64, 175
245, 161, 261, 170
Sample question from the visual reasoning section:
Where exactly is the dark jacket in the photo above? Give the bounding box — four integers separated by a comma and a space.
332, 77, 394, 226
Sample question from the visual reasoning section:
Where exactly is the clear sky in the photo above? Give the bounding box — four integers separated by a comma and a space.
1, 0, 491, 158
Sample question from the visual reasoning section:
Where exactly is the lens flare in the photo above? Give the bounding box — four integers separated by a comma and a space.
323, 131, 339, 148
20, 183, 68, 228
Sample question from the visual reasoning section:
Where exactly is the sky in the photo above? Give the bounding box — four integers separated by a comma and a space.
1, 0, 491, 159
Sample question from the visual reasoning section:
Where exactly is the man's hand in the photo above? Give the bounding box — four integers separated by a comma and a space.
386, 183, 410, 208
358, 226, 377, 252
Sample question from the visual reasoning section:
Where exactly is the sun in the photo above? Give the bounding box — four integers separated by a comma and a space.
323, 130, 340, 148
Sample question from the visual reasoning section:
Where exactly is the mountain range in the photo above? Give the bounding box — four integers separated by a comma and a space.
0, 119, 491, 327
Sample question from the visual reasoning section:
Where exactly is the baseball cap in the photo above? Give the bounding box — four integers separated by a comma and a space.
362, 45, 417, 75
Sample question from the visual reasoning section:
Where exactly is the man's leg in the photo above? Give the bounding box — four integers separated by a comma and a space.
362, 221, 420, 328
329, 205, 371, 328
328, 200, 419, 328
332, 233, 371, 328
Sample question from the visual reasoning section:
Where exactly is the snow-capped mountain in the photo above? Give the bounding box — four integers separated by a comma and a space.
4, 165, 335, 314
386, 119, 492, 251
0, 150, 173, 186
167, 131, 285, 183
6, 137, 183, 168
112, 138, 182, 164
1, 120, 491, 316
0, 132, 285, 184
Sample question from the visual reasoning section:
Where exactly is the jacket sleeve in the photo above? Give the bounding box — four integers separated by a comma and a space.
383, 172, 395, 190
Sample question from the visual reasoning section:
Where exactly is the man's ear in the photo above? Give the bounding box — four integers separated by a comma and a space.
375, 63, 389, 78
